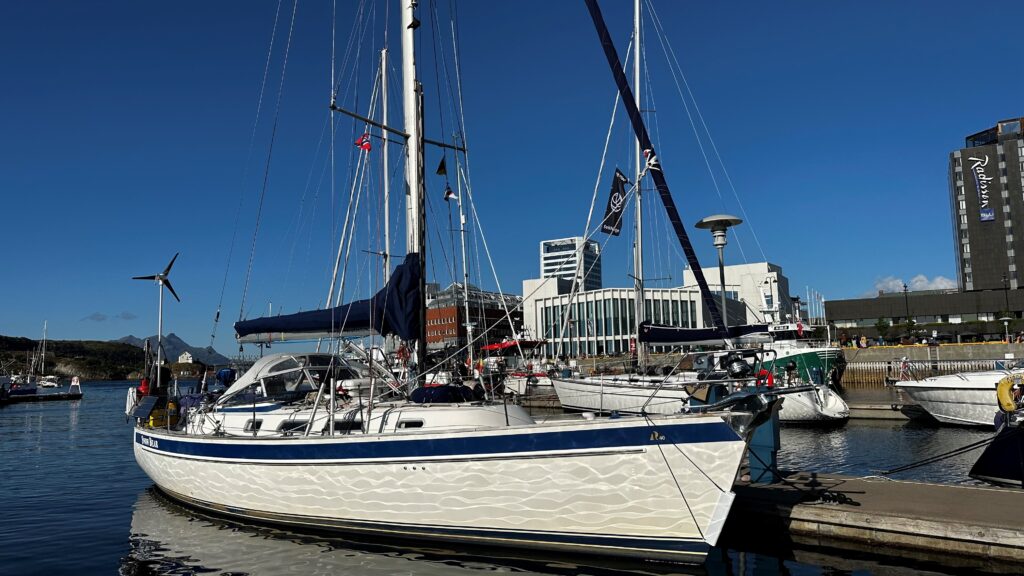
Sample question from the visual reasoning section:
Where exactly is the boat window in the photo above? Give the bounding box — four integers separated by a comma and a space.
220, 388, 263, 407
323, 419, 362, 433
261, 368, 310, 400
244, 419, 263, 432
262, 375, 292, 397
278, 420, 308, 434
397, 420, 424, 429
303, 354, 336, 367
268, 357, 301, 375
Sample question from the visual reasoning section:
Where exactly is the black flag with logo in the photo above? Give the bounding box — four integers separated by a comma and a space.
600, 168, 629, 236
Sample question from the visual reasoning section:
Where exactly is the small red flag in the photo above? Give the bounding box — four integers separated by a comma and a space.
355, 133, 372, 151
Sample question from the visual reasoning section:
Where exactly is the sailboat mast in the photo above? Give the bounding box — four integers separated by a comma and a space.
40, 321, 47, 375
402, 0, 426, 380
382, 47, 391, 285
585, 0, 727, 337
632, 0, 647, 368
457, 164, 474, 370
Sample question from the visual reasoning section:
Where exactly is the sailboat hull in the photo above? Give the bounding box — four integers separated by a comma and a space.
552, 376, 848, 423
133, 414, 748, 562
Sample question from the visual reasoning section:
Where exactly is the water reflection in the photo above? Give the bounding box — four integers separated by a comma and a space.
121, 488, 995, 576
778, 420, 993, 484
120, 489, 704, 576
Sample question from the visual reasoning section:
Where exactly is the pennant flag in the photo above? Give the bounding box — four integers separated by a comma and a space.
436, 157, 447, 175
643, 148, 660, 171
355, 133, 372, 151
443, 186, 458, 202
600, 168, 629, 236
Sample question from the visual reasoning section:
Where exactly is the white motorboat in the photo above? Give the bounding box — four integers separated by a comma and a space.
895, 365, 1021, 426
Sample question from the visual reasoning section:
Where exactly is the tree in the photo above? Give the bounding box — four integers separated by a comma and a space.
875, 318, 890, 342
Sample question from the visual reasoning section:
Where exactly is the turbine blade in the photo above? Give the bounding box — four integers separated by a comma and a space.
164, 279, 181, 303
132, 275, 158, 280
162, 252, 180, 276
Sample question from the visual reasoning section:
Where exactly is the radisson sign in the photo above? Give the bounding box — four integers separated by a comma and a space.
968, 154, 996, 222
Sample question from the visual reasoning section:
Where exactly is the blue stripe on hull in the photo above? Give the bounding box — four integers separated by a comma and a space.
136, 420, 738, 462
160, 487, 710, 560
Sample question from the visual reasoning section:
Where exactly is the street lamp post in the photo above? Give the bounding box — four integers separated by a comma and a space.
902, 282, 911, 336
1000, 316, 1013, 343
696, 215, 743, 331
1003, 273, 1010, 315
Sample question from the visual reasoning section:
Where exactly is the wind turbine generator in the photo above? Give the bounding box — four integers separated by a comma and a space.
133, 253, 180, 394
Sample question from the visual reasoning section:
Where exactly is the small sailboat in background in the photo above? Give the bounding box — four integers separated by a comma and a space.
36, 321, 62, 388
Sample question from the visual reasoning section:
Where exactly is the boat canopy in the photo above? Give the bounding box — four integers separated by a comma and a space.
639, 322, 770, 346
234, 253, 422, 343
218, 353, 363, 403
480, 340, 544, 353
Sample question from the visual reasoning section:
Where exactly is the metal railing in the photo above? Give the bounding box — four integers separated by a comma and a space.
843, 358, 1004, 388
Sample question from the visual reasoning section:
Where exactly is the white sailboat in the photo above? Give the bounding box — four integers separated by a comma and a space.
549, 2, 849, 425
550, 0, 775, 420
37, 321, 61, 387
127, 1, 778, 563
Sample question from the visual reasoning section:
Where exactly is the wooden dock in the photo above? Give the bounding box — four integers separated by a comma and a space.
724, 472, 1024, 568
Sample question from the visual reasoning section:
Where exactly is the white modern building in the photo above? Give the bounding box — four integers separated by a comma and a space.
540, 237, 602, 291
681, 262, 794, 325
177, 351, 194, 364
522, 277, 746, 358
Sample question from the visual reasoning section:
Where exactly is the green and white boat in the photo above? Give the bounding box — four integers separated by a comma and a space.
761, 323, 849, 423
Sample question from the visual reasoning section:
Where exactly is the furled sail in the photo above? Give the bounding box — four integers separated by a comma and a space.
639, 322, 769, 346
234, 253, 422, 343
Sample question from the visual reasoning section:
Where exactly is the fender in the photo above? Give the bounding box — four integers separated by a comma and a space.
996, 375, 1019, 413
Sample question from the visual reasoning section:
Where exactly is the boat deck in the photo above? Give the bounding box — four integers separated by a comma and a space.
725, 471, 1024, 566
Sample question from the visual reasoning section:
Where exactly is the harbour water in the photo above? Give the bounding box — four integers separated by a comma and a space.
0, 381, 1004, 575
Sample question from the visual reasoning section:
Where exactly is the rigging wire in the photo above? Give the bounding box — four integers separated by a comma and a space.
209, 0, 285, 348
238, 0, 300, 323
553, 39, 632, 358
645, 0, 767, 264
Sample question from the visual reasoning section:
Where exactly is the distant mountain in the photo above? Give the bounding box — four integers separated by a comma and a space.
115, 333, 231, 366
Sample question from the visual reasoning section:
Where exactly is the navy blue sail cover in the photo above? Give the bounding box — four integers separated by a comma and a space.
639, 322, 769, 345
234, 252, 422, 342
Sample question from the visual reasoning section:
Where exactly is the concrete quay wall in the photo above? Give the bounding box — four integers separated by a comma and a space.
726, 472, 1024, 569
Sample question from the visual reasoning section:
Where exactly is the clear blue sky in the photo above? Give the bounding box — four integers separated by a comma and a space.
2, 1, 1022, 351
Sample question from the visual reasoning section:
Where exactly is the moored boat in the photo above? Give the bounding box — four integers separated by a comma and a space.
895, 364, 1023, 427
969, 374, 1023, 487
760, 323, 849, 423
125, 0, 784, 563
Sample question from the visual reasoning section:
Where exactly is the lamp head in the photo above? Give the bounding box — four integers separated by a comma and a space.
695, 214, 742, 249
